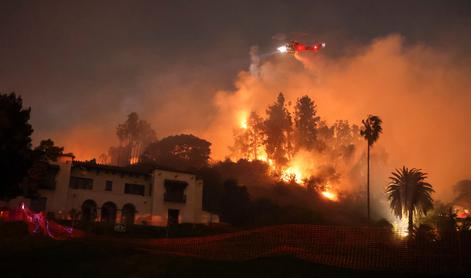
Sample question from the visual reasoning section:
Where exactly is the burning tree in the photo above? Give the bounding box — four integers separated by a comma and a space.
263, 93, 293, 168
109, 112, 156, 166
229, 92, 368, 204
231, 111, 265, 161
294, 95, 320, 152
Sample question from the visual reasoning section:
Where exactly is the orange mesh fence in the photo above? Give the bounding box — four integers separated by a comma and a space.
2, 204, 468, 273
121, 225, 468, 273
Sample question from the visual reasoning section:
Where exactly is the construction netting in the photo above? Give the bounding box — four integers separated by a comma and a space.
1, 204, 469, 273
1, 203, 77, 240
126, 225, 469, 273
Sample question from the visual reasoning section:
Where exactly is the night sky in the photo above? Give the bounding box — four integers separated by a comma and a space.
1, 1, 469, 132
1, 1, 471, 194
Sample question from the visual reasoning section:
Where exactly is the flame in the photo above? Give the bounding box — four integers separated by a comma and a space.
237, 111, 248, 130
281, 166, 303, 183
231, 112, 346, 201
321, 190, 339, 202
393, 217, 409, 238
240, 118, 248, 129
279, 150, 316, 184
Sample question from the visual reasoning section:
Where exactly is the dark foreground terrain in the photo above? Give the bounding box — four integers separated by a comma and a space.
0, 222, 467, 278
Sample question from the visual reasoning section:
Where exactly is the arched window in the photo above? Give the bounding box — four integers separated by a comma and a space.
121, 203, 136, 225
101, 202, 117, 223
81, 199, 97, 222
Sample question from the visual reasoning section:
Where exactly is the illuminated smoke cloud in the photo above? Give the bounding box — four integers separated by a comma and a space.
203, 34, 471, 203
249, 46, 261, 77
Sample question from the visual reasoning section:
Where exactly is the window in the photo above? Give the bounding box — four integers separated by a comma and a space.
69, 176, 93, 190
164, 180, 187, 203
167, 209, 179, 226
124, 183, 145, 196
105, 180, 113, 191
37, 163, 60, 190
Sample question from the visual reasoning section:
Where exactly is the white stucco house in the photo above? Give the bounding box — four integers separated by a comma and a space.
34, 154, 218, 226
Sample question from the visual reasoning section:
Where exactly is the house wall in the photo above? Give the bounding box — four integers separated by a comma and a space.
39, 155, 73, 218
150, 169, 204, 226
38, 157, 217, 226
65, 167, 152, 223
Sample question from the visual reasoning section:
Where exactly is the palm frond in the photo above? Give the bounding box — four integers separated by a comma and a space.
386, 167, 434, 226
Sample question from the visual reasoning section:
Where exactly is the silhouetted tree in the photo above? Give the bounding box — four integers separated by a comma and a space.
21, 139, 65, 197
294, 95, 320, 151
141, 134, 211, 171
330, 121, 361, 162
263, 93, 293, 167
421, 201, 457, 240
246, 112, 265, 160
0, 92, 33, 199
386, 167, 434, 236
230, 127, 250, 160
315, 120, 333, 152
220, 179, 251, 226
198, 166, 224, 214
213, 159, 274, 188
360, 114, 382, 221
34, 139, 64, 161
111, 112, 156, 166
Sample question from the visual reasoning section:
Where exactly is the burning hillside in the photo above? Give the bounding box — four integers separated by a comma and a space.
227, 92, 365, 202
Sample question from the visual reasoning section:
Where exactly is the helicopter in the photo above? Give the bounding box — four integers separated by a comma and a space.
277, 40, 326, 54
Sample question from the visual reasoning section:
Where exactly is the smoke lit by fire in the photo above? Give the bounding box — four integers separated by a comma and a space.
46, 35, 471, 216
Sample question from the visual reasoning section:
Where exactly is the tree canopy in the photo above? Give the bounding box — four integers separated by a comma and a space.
21, 139, 65, 197
264, 93, 293, 167
386, 167, 434, 234
294, 95, 320, 151
109, 112, 157, 166
360, 114, 383, 146
0, 92, 33, 199
141, 134, 211, 171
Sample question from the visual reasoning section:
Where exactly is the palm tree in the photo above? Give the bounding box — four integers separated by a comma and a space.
386, 167, 434, 236
360, 115, 382, 221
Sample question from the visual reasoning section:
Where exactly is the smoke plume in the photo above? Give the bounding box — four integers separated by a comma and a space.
46, 34, 471, 205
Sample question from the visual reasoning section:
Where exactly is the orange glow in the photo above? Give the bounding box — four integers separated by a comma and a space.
281, 166, 303, 183
393, 217, 409, 238
240, 118, 248, 129
237, 111, 249, 130
321, 190, 339, 202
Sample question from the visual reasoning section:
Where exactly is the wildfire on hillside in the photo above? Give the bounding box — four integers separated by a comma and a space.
231, 111, 347, 202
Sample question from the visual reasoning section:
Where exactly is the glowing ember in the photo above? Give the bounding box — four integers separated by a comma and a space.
321, 190, 338, 201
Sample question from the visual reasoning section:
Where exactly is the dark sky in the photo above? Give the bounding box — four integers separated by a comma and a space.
1, 0, 470, 144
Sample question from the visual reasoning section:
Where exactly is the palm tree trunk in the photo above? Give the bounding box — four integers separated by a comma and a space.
408, 207, 414, 237
367, 143, 370, 222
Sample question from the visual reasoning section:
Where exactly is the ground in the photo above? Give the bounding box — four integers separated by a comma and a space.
0, 222, 466, 278
0, 240, 448, 278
